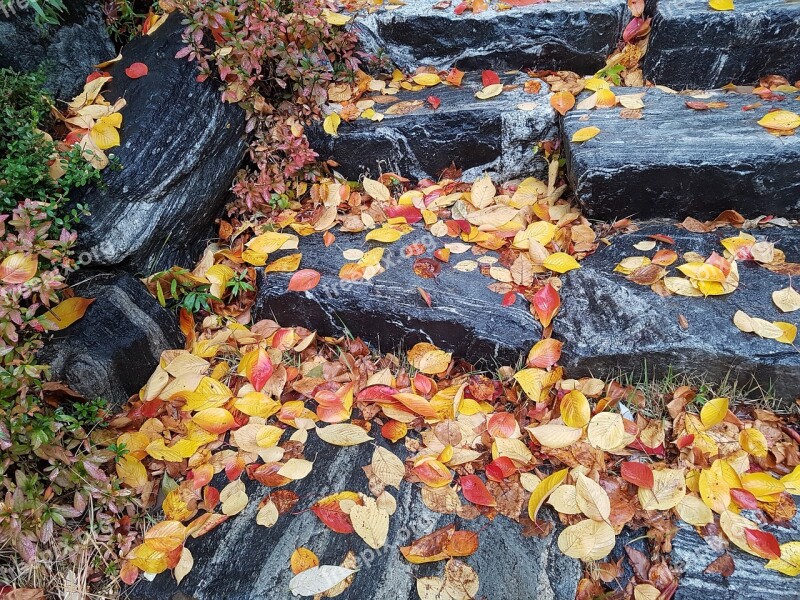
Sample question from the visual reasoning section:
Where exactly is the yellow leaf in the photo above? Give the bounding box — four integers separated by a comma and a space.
634, 584, 662, 600
575, 472, 611, 522
90, 115, 121, 150
719, 510, 760, 556
709, 0, 734, 9
144, 520, 186, 552
475, 83, 503, 100
739, 427, 768, 458
116, 454, 148, 489
0, 253, 38, 284
234, 392, 280, 418
182, 376, 232, 411
677, 262, 726, 282
571, 126, 600, 143
700, 397, 728, 429
560, 390, 591, 428
543, 252, 580, 273
638, 468, 686, 510
757, 109, 800, 131
664, 276, 704, 297
587, 412, 626, 451
39, 297, 94, 331
557, 519, 615, 560
526, 423, 583, 449
291, 548, 320, 575
246, 231, 298, 255
780, 465, 800, 495
358, 247, 384, 267
316, 423, 373, 446
775, 321, 797, 344
126, 542, 170, 574
407, 342, 452, 375
675, 494, 714, 526
412, 73, 441, 87
220, 479, 249, 515
584, 77, 610, 91
514, 368, 547, 400
741, 472, 784, 501
205, 263, 235, 298
277, 458, 314, 480
365, 226, 403, 243
595, 88, 617, 107
192, 407, 235, 434
766, 541, 800, 576
264, 253, 301, 273
362, 177, 391, 202
528, 468, 568, 521
323, 113, 342, 136
699, 467, 731, 513
350, 497, 390, 550
322, 9, 351, 25
548, 484, 582, 514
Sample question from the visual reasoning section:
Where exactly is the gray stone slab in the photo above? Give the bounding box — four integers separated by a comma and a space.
356, 0, 628, 73
38, 271, 183, 409
562, 87, 800, 221
73, 14, 247, 273
309, 73, 556, 182
129, 435, 581, 600
252, 226, 542, 365
643, 0, 800, 89
558, 222, 800, 405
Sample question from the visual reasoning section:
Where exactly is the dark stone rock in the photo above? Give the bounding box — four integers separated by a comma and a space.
0, 1, 114, 101
38, 270, 183, 409
643, 0, 800, 89
558, 222, 800, 405
251, 226, 541, 365
73, 13, 247, 274
130, 435, 581, 600
356, 0, 627, 73
309, 74, 556, 182
671, 497, 800, 600
563, 87, 800, 221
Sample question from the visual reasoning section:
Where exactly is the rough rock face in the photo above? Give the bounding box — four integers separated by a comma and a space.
130, 435, 581, 600
643, 0, 800, 89
562, 87, 800, 221
558, 222, 800, 405
38, 271, 183, 409
74, 13, 247, 273
309, 74, 556, 182
0, 1, 114, 100
356, 0, 627, 73
251, 227, 542, 364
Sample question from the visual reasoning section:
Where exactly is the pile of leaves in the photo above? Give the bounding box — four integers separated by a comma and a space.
173, 0, 361, 213
108, 310, 800, 595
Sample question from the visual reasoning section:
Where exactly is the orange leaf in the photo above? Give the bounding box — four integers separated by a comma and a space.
0, 253, 38, 283
240, 347, 274, 392
381, 419, 408, 443
550, 91, 575, 116
527, 338, 563, 368
39, 297, 94, 331
288, 269, 321, 292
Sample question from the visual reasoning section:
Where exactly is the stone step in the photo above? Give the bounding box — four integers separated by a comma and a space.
355, 0, 628, 73
563, 86, 800, 221
643, 0, 800, 89
309, 73, 556, 182
252, 221, 799, 405
130, 433, 581, 600
252, 226, 544, 362
557, 221, 800, 403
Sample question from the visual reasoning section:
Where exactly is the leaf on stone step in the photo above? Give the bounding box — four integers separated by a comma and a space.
720, 510, 761, 556
413, 73, 441, 87
532, 282, 560, 327
264, 253, 301, 273
362, 177, 391, 202
675, 494, 714, 526
475, 83, 503, 100
316, 424, 373, 446
708, 0, 734, 10
557, 519, 616, 560
365, 226, 402, 243
385, 100, 425, 115
550, 91, 575, 115
744, 528, 781, 560
125, 62, 149, 79
766, 541, 800, 576
772, 286, 800, 312
287, 269, 321, 292
323, 113, 341, 136
288, 565, 358, 596
757, 109, 800, 131
543, 252, 580, 273
38, 297, 94, 331
371, 446, 405, 488
291, 548, 319, 575
350, 497, 390, 549
571, 126, 600, 142
256, 499, 279, 527
460, 474, 496, 507
528, 468, 568, 521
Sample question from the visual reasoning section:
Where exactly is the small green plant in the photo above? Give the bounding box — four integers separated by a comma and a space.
151, 267, 217, 313
227, 270, 254, 298
0, 0, 66, 25
595, 63, 625, 86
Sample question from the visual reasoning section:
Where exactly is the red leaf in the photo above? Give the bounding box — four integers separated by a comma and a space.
417, 287, 432, 307
676, 434, 694, 449
312, 499, 354, 534
404, 243, 427, 257
413, 373, 434, 396
485, 457, 517, 482
622, 17, 651, 43
744, 528, 781, 560
460, 475, 497, 507
454, 2, 467, 14
532, 283, 560, 328
730, 488, 759, 510
501, 291, 517, 306
323, 231, 335, 247
86, 70, 110, 83
445, 68, 465, 86
385, 205, 423, 224
482, 70, 501, 87
648, 234, 675, 245
427, 95, 442, 110
620, 462, 654, 489
247, 348, 274, 392
125, 62, 149, 79
288, 269, 321, 292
